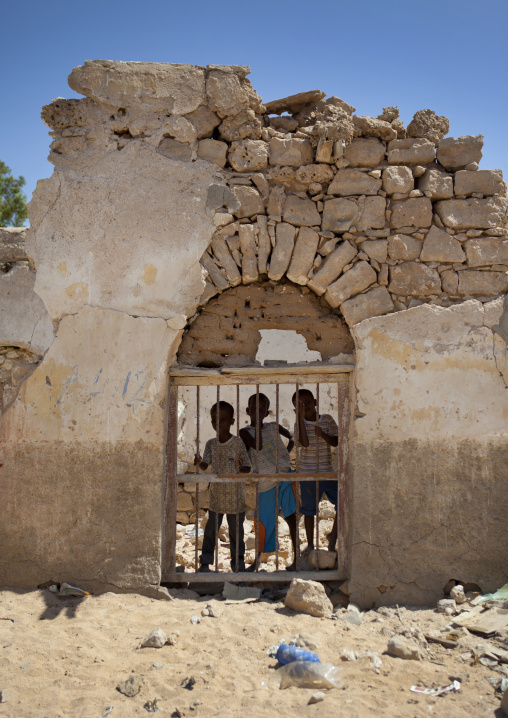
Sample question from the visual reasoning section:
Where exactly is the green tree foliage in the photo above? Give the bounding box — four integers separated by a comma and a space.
0, 161, 28, 228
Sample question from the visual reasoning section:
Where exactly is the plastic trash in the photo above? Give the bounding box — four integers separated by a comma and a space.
410, 680, 460, 696
279, 661, 342, 690
365, 651, 382, 674
340, 648, 357, 661
276, 644, 320, 665
58, 583, 91, 597
474, 583, 508, 605
98, 708, 114, 718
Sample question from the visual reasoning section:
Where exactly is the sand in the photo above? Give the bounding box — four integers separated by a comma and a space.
0, 582, 506, 717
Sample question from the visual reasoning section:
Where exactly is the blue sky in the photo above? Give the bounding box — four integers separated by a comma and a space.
1, 0, 507, 216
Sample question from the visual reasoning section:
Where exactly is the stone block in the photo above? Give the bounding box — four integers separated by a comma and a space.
268, 223, 296, 281
434, 197, 508, 230
0, 227, 27, 263
238, 224, 259, 283
283, 195, 321, 227
406, 109, 449, 144
267, 186, 285, 217
417, 169, 453, 200
454, 169, 506, 197
257, 216, 271, 274
340, 286, 394, 326
357, 196, 386, 230
163, 116, 197, 144
269, 137, 314, 167
219, 109, 262, 141
362, 239, 388, 264
322, 198, 358, 233
344, 138, 386, 168
228, 139, 268, 172
201, 254, 230, 291
388, 234, 422, 261
157, 138, 193, 162
308, 241, 358, 295
69, 60, 206, 115
206, 69, 251, 116
353, 116, 397, 141
441, 269, 458, 294
436, 135, 484, 170
387, 138, 435, 165
265, 90, 325, 115
231, 186, 264, 218
390, 198, 432, 228
388, 262, 441, 296
177, 491, 194, 511
328, 169, 381, 196
382, 166, 414, 195
465, 237, 508, 267
211, 238, 242, 286
324, 261, 377, 307
284, 578, 333, 618
286, 227, 320, 285
458, 270, 508, 296
184, 104, 220, 139
295, 164, 334, 188
197, 139, 227, 167
420, 225, 466, 263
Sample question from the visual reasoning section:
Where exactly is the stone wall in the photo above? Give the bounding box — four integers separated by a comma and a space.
0, 61, 507, 605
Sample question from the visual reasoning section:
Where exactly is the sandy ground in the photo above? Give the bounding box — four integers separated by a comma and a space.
1, 578, 507, 718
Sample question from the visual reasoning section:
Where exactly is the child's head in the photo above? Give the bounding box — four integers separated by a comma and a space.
292, 389, 317, 420
246, 393, 270, 423
210, 401, 235, 433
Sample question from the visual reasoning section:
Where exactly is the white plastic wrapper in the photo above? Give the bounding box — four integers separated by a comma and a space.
279, 661, 342, 690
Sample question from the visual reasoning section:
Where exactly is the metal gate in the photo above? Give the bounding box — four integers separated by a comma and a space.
162, 364, 352, 584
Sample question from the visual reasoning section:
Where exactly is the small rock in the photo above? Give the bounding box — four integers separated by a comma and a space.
181, 676, 196, 690
387, 636, 426, 661
116, 674, 144, 697
190, 615, 201, 625
437, 598, 456, 614
166, 633, 179, 646
206, 602, 223, 618
201, 608, 210, 617
0, 689, 9, 703
150, 662, 164, 670
308, 691, 325, 704
285, 578, 333, 618
502, 688, 508, 716
290, 633, 319, 651
141, 627, 167, 648
377, 606, 394, 618
450, 585, 467, 604
341, 648, 357, 661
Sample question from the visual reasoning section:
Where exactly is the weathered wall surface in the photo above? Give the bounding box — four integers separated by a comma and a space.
1, 60, 507, 601
349, 298, 508, 607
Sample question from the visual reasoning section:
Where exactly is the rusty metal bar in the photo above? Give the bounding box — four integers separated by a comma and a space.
235, 384, 240, 573
164, 382, 178, 575
294, 383, 300, 572
337, 380, 350, 574
315, 382, 320, 552
215, 385, 219, 573
195, 385, 200, 572
275, 383, 279, 571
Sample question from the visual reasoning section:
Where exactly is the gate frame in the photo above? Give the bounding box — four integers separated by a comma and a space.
162, 363, 353, 584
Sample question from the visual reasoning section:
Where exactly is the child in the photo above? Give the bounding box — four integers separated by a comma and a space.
194, 400, 251, 572
240, 393, 297, 571
292, 389, 339, 553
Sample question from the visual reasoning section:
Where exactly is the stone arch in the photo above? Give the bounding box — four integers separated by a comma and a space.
177, 279, 355, 367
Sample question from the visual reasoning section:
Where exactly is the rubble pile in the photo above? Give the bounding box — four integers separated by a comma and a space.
41, 62, 508, 330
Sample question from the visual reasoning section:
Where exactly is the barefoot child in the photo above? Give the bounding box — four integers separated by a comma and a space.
292, 389, 339, 553
194, 401, 251, 572
240, 393, 297, 570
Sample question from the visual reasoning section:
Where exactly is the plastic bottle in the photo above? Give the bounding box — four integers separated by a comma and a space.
276, 644, 320, 665
278, 661, 342, 690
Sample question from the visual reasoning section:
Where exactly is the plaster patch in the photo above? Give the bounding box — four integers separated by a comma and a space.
256, 329, 322, 364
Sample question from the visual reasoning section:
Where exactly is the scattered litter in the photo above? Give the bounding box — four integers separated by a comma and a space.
144, 698, 160, 713
365, 651, 382, 674
223, 583, 261, 602
410, 680, 460, 696
268, 639, 286, 658
473, 583, 508, 605
190, 615, 201, 625
276, 644, 320, 665
308, 691, 325, 704
52, 583, 91, 598
425, 632, 458, 649
98, 708, 114, 718
180, 676, 196, 690
260, 681, 269, 690
116, 674, 144, 697
290, 633, 319, 651
278, 661, 342, 690
341, 649, 357, 662
142, 628, 167, 649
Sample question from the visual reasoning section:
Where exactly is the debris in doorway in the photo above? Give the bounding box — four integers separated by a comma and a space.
410, 680, 460, 696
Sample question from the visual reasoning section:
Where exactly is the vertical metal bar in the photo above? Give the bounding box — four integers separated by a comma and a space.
235, 383, 240, 573
255, 383, 260, 570
164, 382, 178, 575
337, 380, 350, 576
294, 383, 300, 572
215, 385, 220, 573
195, 385, 200, 572
315, 382, 320, 552
275, 383, 279, 572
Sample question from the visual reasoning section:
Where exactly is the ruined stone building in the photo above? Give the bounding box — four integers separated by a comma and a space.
1, 61, 507, 607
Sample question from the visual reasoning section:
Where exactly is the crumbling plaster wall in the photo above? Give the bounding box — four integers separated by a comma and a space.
0, 60, 507, 601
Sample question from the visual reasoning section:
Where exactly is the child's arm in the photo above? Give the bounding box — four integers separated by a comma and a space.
239, 426, 263, 451
279, 425, 294, 453
193, 453, 209, 471
314, 426, 338, 447
295, 398, 309, 447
